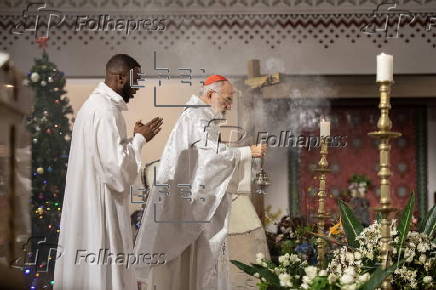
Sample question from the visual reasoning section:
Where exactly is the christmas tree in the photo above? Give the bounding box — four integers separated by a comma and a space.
25, 48, 73, 288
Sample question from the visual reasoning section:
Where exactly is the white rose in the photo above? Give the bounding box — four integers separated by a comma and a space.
256, 252, 264, 260
256, 253, 264, 264
261, 262, 267, 267
344, 267, 355, 277
410, 282, 417, 289
289, 254, 300, 263
346, 252, 355, 263
319, 270, 328, 276
423, 276, 433, 283
417, 242, 428, 253
328, 273, 338, 283
358, 273, 370, 282
31, 72, 40, 82
304, 266, 318, 279
279, 273, 291, 287
40, 80, 47, 87
354, 252, 362, 260
254, 272, 260, 278
340, 274, 354, 285
343, 284, 358, 290
419, 254, 427, 264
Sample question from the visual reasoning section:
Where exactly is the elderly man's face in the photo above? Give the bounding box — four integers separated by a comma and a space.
210, 81, 236, 113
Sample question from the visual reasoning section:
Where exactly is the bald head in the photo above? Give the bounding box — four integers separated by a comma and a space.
105, 54, 140, 77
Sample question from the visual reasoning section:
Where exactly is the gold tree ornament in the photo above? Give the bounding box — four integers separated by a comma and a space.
36, 207, 44, 215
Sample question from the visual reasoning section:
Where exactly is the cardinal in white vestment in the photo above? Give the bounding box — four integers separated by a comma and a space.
54, 54, 163, 290
134, 75, 266, 290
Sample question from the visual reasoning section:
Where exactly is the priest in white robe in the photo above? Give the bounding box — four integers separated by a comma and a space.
134, 75, 266, 290
54, 54, 163, 290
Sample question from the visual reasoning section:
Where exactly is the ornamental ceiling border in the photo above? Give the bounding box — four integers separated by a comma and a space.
1, 1, 436, 51
1, 0, 436, 14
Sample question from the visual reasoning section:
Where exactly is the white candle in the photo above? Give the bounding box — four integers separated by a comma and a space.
376, 53, 393, 82
320, 119, 330, 137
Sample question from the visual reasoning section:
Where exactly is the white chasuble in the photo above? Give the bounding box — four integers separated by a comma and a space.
134, 95, 252, 290
54, 82, 145, 290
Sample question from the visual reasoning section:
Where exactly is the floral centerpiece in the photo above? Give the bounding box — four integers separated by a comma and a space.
316, 218, 435, 289
231, 195, 435, 290
265, 215, 317, 265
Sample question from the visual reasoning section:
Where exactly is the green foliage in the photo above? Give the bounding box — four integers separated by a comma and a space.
251, 264, 281, 286
230, 260, 280, 287
279, 224, 316, 255
419, 205, 436, 240
360, 261, 405, 290
233, 201, 436, 290
280, 240, 295, 255
308, 276, 337, 290
230, 260, 258, 276
256, 282, 269, 290
338, 200, 364, 248
396, 194, 415, 265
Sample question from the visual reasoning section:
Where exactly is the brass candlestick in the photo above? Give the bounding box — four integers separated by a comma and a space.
368, 81, 401, 290
314, 138, 331, 269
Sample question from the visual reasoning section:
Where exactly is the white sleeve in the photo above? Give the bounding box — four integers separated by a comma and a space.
94, 112, 146, 193
237, 146, 252, 193
132, 133, 146, 169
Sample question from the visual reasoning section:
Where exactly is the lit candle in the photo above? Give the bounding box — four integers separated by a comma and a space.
320, 118, 330, 137
376, 53, 393, 82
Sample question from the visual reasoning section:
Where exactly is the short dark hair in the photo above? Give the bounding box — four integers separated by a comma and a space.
105, 54, 140, 75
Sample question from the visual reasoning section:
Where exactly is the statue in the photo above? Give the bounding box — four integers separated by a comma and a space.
347, 174, 371, 227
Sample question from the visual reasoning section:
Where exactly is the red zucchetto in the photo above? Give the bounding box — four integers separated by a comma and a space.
203, 75, 228, 86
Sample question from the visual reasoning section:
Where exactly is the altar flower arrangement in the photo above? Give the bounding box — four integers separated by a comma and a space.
231, 194, 436, 290
232, 251, 308, 290
323, 219, 435, 290
264, 214, 317, 265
